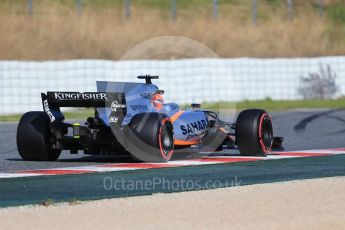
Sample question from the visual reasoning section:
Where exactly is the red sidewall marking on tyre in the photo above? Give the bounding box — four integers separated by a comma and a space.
258, 113, 271, 155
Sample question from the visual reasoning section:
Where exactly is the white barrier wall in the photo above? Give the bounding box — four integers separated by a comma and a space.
1, 57, 345, 115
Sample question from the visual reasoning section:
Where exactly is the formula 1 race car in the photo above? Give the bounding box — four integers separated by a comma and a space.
17, 75, 283, 162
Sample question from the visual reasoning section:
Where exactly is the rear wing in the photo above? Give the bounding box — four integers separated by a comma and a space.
41, 92, 127, 124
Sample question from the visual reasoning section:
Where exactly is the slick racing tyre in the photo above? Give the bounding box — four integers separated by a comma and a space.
17, 111, 61, 161
236, 109, 273, 156
125, 112, 174, 163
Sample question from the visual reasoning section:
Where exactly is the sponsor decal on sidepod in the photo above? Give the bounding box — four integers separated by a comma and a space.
181, 119, 208, 136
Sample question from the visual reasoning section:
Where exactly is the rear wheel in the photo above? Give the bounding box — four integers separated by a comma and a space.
236, 109, 273, 156
124, 113, 174, 163
17, 112, 61, 161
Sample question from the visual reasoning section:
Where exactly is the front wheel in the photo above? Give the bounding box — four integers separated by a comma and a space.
235, 109, 273, 156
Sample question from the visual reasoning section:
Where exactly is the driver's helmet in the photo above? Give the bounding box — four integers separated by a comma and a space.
151, 93, 165, 111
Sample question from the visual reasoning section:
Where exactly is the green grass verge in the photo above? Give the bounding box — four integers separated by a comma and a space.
1, 99, 345, 122
201, 99, 345, 111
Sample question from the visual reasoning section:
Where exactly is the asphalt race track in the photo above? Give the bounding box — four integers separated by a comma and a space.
1, 109, 345, 207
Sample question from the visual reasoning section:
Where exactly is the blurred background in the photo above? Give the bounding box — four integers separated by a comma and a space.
0, 0, 345, 118
1, 0, 345, 59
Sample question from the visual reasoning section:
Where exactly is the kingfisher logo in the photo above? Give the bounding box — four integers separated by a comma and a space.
54, 92, 107, 100
181, 120, 208, 135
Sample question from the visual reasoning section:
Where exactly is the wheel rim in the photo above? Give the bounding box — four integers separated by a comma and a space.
259, 114, 273, 153
162, 129, 172, 148
159, 121, 174, 159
